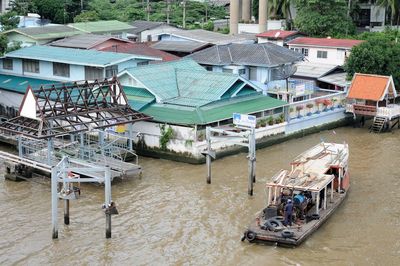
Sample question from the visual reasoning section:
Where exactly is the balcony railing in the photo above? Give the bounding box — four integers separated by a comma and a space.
376, 104, 400, 119
352, 104, 377, 116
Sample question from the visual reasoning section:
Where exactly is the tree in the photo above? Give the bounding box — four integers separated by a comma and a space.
377, 0, 400, 25
294, 0, 355, 37
0, 34, 8, 56
345, 34, 400, 87
73, 10, 100, 22
0, 11, 20, 31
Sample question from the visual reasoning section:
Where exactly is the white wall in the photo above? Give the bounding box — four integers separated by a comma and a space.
238, 20, 285, 34
139, 25, 178, 42
257, 37, 284, 46
289, 45, 349, 65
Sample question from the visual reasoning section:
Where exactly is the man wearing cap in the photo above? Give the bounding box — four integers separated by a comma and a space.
284, 199, 294, 226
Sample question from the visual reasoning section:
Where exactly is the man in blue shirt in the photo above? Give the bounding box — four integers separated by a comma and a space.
284, 199, 294, 226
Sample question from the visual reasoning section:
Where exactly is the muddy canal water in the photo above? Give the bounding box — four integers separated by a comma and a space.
0, 126, 399, 265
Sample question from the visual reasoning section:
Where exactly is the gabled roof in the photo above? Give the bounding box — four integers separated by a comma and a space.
347, 73, 397, 101
130, 20, 165, 34
68, 20, 135, 34
256, 30, 300, 39
5, 46, 158, 67
186, 43, 303, 67
3, 25, 83, 40
49, 34, 131, 49
0, 74, 59, 94
288, 37, 364, 49
99, 43, 178, 62
151, 40, 211, 53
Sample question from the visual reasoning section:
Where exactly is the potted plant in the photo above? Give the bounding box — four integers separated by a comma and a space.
322, 99, 332, 111
315, 99, 324, 114
296, 105, 304, 118
306, 103, 314, 116
260, 119, 267, 127
267, 116, 274, 125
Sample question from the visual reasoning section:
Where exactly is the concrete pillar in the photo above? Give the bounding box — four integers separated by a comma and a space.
242, 0, 251, 22
259, 0, 267, 33
230, 0, 239, 35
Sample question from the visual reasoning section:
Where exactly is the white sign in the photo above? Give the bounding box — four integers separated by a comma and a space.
233, 113, 256, 128
295, 84, 306, 96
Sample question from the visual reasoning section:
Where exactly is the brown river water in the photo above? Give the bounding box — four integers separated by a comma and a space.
0, 126, 399, 265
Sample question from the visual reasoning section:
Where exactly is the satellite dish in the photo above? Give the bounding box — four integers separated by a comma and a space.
278, 65, 297, 79
274, 31, 281, 38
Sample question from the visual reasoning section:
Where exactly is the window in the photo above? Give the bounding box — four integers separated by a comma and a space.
249, 67, 257, 81
301, 48, 309, 56
317, 50, 328, 59
53, 62, 70, 77
23, 59, 40, 73
204, 65, 213, 71
85, 66, 104, 80
147, 34, 152, 42
238, 69, 246, 75
105, 65, 118, 78
222, 68, 232, 73
3, 59, 13, 70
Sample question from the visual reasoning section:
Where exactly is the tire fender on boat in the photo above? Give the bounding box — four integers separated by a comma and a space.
245, 230, 257, 242
311, 213, 320, 220
265, 218, 283, 231
281, 229, 294, 238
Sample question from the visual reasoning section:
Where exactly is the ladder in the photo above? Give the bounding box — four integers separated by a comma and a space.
370, 116, 387, 133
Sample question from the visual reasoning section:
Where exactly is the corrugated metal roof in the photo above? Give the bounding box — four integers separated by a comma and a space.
293, 62, 340, 78
151, 40, 210, 53
68, 20, 135, 33
49, 34, 130, 49
123, 59, 254, 107
186, 43, 303, 67
317, 72, 348, 87
0, 74, 63, 94
5, 46, 151, 67
141, 94, 286, 125
163, 29, 255, 45
288, 37, 364, 49
4, 25, 83, 40
130, 20, 165, 34
256, 30, 299, 39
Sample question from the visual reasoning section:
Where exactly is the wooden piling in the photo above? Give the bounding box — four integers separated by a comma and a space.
104, 166, 112, 238
64, 199, 70, 225
51, 167, 58, 239
206, 127, 211, 184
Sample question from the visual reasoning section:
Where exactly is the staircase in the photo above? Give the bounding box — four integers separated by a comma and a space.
370, 117, 387, 133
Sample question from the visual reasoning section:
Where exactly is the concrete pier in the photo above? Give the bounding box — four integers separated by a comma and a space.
259, 0, 267, 32
242, 0, 251, 22
230, 0, 239, 35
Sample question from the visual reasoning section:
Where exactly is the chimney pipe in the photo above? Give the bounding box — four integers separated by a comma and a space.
229, 0, 239, 35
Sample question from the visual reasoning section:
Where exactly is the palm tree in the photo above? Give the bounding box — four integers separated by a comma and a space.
377, 0, 400, 26
268, 0, 293, 22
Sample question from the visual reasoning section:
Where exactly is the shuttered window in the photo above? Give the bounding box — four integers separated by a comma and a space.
23, 59, 40, 73
85, 66, 104, 80
105, 65, 118, 78
249, 67, 257, 81
53, 63, 70, 77
3, 59, 13, 70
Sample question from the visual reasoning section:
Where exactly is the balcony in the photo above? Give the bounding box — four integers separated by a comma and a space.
376, 105, 400, 120
346, 104, 400, 119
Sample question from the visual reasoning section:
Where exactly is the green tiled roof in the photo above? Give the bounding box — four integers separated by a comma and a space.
0, 74, 60, 94
5, 46, 139, 67
141, 94, 286, 125
124, 86, 155, 110
69, 20, 134, 33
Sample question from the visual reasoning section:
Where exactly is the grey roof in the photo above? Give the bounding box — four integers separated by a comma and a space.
130, 20, 165, 34
4, 25, 82, 40
317, 72, 348, 87
151, 40, 211, 53
48, 34, 129, 49
186, 43, 304, 67
163, 29, 255, 45
293, 62, 341, 78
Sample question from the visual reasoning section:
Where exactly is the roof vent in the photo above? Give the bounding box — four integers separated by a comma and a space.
327, 36, 331, 39
274, 31, 281, 38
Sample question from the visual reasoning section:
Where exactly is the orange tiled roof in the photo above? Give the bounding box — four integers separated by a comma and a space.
347, 73, 390, 101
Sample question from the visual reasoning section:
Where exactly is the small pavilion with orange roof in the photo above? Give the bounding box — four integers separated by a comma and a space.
346, 73, 399, 132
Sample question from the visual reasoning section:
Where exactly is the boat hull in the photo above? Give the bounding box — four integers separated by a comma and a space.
242, 189, 348, 247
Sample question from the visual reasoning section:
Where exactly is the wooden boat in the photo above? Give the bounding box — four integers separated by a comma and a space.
242, 142, 350, 247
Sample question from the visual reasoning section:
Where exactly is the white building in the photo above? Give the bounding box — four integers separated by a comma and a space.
287, 37, 364, 66
131, 21, 178, 42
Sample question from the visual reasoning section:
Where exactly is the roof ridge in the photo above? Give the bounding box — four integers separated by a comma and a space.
227, 46, 233, 63
261, 44, 272, 65
216, 45, 221, 63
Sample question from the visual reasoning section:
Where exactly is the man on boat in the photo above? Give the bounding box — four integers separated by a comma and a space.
284, 199, 294, 227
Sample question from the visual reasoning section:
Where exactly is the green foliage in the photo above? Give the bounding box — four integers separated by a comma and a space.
0, 34, 7, 56
0, 11, 19, 31
159, 124, 174, 150
294, 0, 355, 37
10, 0, 88, 24
6, 41, 21, 53
345, 33, 400, 88
74, 10, 100, 22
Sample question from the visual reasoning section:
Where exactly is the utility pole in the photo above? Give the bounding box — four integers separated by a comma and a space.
182, 0, 186, 29
165, 0, 171, 24
205, 0, 208, 23
146, 0, 151, 21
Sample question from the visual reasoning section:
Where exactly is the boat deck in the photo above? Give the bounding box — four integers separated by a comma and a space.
245, 190, 347, 247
